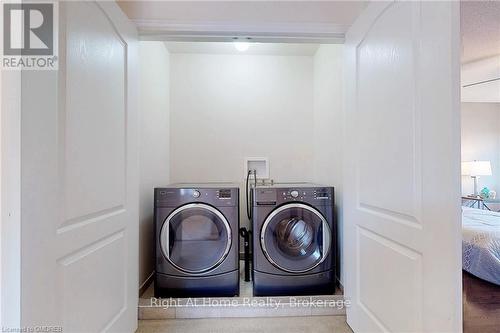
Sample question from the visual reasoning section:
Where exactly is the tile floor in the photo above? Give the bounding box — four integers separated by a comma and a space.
138, 261, 349, 331
136, 316, 353, 333
140, 261, 345, 319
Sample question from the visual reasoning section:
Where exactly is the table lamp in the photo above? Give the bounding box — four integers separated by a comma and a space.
462, 160, 492, 197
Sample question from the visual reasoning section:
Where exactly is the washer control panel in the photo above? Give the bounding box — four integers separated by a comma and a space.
253, 186, 333, 206
278, 187, 333, 203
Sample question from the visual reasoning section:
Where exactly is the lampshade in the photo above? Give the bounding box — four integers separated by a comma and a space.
461, 160, 492, 176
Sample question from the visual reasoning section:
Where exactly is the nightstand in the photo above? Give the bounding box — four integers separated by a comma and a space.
461, 196, 489, 210
462, 196, 500, 211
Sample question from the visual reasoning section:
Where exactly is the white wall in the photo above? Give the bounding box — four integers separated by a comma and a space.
461, 102, 500, 195
461, 56, 500, 103
169, 53, 315, 232
312, 45, 344, 284
139, 41, 170, 288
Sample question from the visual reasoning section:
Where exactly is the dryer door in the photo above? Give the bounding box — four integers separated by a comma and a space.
160, 203, 232, 274
260, 203, 331, 273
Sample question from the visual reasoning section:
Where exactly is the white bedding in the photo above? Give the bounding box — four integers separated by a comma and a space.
462, 207, 500, 285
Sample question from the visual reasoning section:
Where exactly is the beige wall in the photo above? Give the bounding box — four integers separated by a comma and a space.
461, 102, 500, 196
169, 52, 315, 233
312, 44, 344, 284
139, 41, 170, 287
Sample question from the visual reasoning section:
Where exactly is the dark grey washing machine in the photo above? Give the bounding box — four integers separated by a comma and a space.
252, 183, 335, 296
155, 184, 239, 297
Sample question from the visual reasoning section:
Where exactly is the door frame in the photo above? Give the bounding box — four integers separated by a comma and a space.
0, 69, 22, 328
133, 18, 347, 43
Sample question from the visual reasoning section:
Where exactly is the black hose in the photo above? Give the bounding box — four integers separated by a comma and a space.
239, 227, 252, 282
246, 170, 252, 219
244, 171, 256, 282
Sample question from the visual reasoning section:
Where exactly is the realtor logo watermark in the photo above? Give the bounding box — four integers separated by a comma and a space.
1, 1, 58, 70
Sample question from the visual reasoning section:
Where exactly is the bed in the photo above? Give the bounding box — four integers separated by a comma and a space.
462, 207, 500, 285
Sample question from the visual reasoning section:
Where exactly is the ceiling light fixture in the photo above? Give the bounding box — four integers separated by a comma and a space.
233, 37, 251, 52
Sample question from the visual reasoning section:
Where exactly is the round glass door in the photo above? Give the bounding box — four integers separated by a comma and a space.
260, 203, 331, 273
160, 203, 231, 274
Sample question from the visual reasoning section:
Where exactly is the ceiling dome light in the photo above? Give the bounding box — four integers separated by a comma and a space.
233, 38, 251, 52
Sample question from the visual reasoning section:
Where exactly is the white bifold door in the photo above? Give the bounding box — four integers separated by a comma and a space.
344, 2, 462, 333
20, 2, 138, 332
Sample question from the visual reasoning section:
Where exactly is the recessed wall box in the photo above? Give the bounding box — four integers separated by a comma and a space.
245, 157, 269, 179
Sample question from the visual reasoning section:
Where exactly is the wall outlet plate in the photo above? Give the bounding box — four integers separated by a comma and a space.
245, 157, 269, 179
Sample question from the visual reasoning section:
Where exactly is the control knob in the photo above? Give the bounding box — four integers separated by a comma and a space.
192, 190, 201, 198
290, 190, 299, 198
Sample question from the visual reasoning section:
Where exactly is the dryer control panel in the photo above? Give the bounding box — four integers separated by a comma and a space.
155, 186, 239, 208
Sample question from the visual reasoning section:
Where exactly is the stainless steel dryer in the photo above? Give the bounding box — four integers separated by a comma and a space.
252, 183, 335, 296
155, 184, 239, 297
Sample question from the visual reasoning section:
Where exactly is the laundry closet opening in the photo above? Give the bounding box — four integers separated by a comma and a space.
138, 40, 345, 316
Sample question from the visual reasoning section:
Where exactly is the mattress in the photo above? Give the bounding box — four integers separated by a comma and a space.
462, 207, 500, 285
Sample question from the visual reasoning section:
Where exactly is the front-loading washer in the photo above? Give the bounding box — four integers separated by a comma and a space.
252, 183, 335, 296
154, 184, 239, 297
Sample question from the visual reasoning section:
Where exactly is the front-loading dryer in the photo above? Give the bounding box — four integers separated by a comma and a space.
252, 183, 335, 296
154, 184, 239, 297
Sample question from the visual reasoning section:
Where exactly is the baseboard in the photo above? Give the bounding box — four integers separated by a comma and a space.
139, 271, 155, 296
337, 277, 344, 293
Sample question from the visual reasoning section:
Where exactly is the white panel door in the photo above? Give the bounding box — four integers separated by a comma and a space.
344, 2, 462, 332
20, 2, 138, 332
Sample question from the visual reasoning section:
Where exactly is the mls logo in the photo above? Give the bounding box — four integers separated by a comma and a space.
1, 1, 58, 69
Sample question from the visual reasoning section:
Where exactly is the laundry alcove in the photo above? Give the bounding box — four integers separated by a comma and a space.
137, 40, 345, 319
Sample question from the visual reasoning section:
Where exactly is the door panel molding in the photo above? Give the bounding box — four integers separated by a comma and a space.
56, 230, 126, 332
357, 225, 423, 332
61, 1, 127, 225
358, 203, 421, 229
57, 205, 126, 235
354, 2, 423, 229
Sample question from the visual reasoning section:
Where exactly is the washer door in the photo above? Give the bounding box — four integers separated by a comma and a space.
160, 203, 232, 274
260, 203, 331, 273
